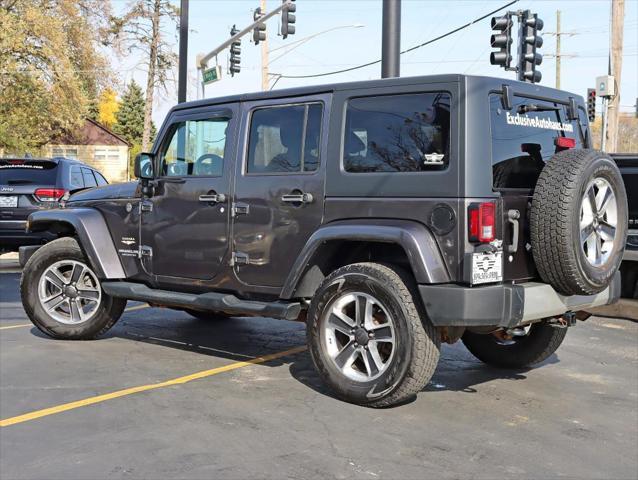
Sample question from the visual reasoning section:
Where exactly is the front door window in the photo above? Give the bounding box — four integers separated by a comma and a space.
161, 118, 229, 177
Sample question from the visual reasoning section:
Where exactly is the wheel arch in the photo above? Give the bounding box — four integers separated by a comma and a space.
27, 208, 126, 279
280, 220, 451, 300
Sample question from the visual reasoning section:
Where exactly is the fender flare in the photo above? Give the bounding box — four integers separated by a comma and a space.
280, 219, 451, 299
27, 208, 126, 279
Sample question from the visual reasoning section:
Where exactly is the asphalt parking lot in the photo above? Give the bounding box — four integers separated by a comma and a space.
1, 255, 637, 480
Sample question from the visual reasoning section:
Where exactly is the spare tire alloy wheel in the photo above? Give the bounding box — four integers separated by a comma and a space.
580, 178, 618, 267
531, 149, 628, 296
38, 260, 102, 325
323, 292, 396, 382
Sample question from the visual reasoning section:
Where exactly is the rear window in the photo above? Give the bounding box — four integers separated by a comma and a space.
343, 92, 451, 173
490, 94, 584, 190
0, 160, 58, 185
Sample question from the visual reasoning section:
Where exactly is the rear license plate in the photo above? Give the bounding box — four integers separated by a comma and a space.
0, 196, 18, 208
471, 251, 503, 285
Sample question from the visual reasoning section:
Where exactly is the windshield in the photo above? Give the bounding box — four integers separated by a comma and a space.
0, 160, 58, 185
490, 94, 586, 190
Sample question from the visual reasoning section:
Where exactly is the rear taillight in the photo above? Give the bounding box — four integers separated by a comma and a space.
34, 188, 66, 202
468, 202, 496, 243
555, 137, 576, 149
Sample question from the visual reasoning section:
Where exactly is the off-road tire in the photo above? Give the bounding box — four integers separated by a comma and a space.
462, 323, 567, 369
530, 149, 628, 295
307, 263, 440, 408
20, 237, 126, 340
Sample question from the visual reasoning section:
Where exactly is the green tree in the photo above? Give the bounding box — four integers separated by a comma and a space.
0, 0, 113, 154
114, 80, 156, 177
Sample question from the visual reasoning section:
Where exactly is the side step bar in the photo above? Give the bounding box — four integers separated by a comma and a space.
102, 282, 302, 321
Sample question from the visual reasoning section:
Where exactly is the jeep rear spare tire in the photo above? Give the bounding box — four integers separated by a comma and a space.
531, 149, 628, 295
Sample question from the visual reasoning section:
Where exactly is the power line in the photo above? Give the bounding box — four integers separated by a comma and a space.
275, 0, 520, 80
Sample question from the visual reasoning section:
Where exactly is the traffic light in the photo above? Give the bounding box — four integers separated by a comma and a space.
489, 13, 513, 69
587, 88, 596, 122
518, 10, 543, 83
253, 7, 266, 45
229, 25, 241, 76
281, 0, 296, 39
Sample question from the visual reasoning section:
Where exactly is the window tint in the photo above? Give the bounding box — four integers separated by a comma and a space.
70, 166, 84, 188
94, 171, 108, 186
247, 103, 322, 174
490, 94, 584, 189
0, 160, 58, 184
343, 93, 451, 173
160, 118, 228, 177
81, 167, 97, 187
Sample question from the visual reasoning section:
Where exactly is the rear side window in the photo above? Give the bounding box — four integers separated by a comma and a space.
94, 171, 108, 186
81, 167, 97, 187
343, 92, 451, 173
70, 166, 84, 188
490, 94, 584, 189
0, 160, 58, 185
247, 103, 322, 174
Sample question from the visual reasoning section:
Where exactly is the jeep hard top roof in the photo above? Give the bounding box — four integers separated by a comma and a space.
171, 74, 584, 114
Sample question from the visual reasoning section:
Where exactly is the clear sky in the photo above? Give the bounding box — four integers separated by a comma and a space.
111, 0, 638, 125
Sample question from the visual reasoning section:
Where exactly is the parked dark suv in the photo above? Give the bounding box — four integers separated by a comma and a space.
19, 75, 628, 407
0, 157, 108, 254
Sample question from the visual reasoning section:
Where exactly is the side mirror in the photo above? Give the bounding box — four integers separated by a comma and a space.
134, 153, 154, 180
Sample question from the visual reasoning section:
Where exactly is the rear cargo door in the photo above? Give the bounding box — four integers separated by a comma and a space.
489, 93, 588, 281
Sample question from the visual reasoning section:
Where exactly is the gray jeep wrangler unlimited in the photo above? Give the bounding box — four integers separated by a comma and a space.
20, 75, 628, 407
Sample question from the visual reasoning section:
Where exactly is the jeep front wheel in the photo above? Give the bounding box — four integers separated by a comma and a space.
307, 263, 440, 408
20, 237, 126, 340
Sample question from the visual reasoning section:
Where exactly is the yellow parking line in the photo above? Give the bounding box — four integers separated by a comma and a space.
0, 304, 148, 331
0, 324, 31, 330
0, 345, 307, 427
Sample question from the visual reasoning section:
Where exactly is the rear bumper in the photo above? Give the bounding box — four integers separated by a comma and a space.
419, 272, 621, 327
0, 221, 55, 250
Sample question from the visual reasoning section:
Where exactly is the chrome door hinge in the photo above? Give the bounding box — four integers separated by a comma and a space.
230, 252, 249, 266
139, 245, 153, 258
231, 202, 249, 217
140, 201, 153, 213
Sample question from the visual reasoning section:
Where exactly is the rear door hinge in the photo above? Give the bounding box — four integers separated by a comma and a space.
140, 201, 153, 213
231, 202, 249, 217
230, 251, 249, 266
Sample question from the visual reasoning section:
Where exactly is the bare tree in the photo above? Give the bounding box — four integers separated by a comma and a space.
109, 0, 178, 151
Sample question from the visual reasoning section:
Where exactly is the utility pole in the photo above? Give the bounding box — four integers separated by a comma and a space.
555, 10, 561, 89
607, 0, 625, 152
178, 0, 189, 103
381, 0, 401, 78
260, 0, 269, 91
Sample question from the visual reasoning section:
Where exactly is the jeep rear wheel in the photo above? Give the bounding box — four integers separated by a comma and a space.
20, 237, 126, 340
307, 263, 440, 408
461, 323, 567, 369
531, 149, 628, 295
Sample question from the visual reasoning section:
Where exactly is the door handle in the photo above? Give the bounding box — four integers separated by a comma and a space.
199, 193, 226, 204
281, 192, 314, 204
507, 209, 520, 253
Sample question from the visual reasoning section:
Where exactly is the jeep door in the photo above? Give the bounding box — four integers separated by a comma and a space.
140, 105, 237, 282
232, 95, 329, 287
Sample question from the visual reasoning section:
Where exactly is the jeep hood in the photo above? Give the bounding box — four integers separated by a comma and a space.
68, 181, 139, 203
